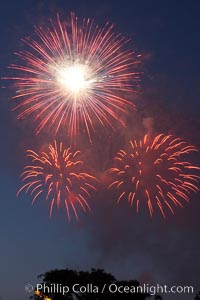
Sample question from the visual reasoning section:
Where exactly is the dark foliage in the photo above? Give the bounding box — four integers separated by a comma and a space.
32, 268, 151, 300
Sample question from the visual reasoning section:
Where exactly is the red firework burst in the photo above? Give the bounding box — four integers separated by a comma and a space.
17, 141, 97, 220
7, 13, 140, 142
108, 134, 200, 218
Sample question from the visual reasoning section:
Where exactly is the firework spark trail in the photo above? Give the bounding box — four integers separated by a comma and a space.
17, 141, 97, 220
7, 13, 141, 142
108, 134, 200, 218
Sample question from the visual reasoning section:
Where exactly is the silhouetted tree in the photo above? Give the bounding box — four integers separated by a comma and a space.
195, 292, 200, 300
32, 268, 151, 300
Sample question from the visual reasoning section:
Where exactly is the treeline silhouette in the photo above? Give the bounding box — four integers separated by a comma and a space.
32, 268, 199, 299
32, 268, 158, 300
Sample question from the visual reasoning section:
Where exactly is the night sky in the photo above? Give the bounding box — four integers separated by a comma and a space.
0, 1, 200, 300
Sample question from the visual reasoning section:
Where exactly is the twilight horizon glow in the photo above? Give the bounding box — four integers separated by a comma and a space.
8, 12, 141, 142
108, 134, 200, 218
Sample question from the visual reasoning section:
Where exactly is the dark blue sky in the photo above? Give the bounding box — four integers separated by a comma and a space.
0, 1, 200, 300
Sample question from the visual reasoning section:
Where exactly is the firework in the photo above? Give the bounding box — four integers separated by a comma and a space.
108, 134, 200, 218
8, 13, 140, 142
17, 141, 97, 220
